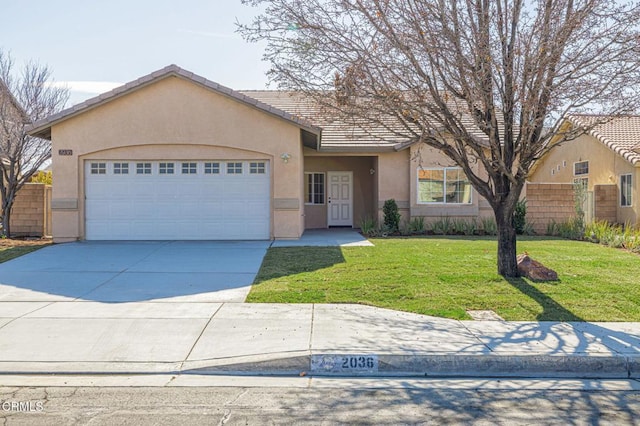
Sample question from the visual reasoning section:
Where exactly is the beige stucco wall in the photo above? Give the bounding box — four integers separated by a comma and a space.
409, 145, 492, 223
530, 134, 639, 225
50, 76, 305, 242
376, 150, 411, 224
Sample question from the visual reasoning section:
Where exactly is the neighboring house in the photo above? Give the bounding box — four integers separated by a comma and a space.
27, 64, 494, 242
529, 115, 640, 226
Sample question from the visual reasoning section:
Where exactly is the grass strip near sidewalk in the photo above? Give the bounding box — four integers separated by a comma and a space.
0, 239, 52, 263
248, 236, 640, 322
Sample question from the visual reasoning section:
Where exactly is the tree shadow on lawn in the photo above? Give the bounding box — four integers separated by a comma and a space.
505, 277, 582, 322
503, 277, 640, 356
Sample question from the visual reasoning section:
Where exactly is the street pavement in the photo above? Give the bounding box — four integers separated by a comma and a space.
0, 233, 638, 379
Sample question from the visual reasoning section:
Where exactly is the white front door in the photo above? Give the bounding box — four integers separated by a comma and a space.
327, 171, 353, 227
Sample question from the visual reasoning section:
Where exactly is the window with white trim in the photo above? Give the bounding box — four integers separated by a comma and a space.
113, 163, 129, 175
250, 162, 266, 174
418, 168, 472, 204
621, 174, 632, 207
574, 161, 589, 176
90, 163, 106, 175
305, 172, 325, 204
227, 162, 243, 174
136, 162, 152, 175
159, 162, 174, 174
204, 162, 220, 174
182, 162, 197, 174
574, 177, 588, 189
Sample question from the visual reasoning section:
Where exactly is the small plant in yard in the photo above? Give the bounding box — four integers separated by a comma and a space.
451, 219, 468, 235
480, 217, 497, 236
383, 199, 401, 233
360, 216, 378, 237
513, 198, 527, 235
521, 221, 536, 236
431, 216, 453, 235
585, 220, 640, 253
462, 219, 479, 236
572, 182, 587, 238
408, 216, 426, 234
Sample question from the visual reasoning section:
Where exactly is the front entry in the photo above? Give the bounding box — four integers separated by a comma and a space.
327, 171, 353, 227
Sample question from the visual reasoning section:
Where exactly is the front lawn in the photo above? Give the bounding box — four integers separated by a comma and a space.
248, 237, 640, 321
0, 238, 52, 263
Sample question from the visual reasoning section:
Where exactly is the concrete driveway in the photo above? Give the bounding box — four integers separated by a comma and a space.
0, 241, 270, 303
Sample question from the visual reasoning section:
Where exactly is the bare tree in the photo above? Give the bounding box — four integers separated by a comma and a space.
0, 50, 68, 237
239, 0, 640, 277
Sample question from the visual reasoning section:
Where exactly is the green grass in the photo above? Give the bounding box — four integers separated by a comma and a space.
248, 236, 640, 321
0, 243, 50, 263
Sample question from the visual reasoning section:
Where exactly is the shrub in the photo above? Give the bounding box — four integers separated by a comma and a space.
383, 199, 401, 233
30, 170, 52, 185
513, 198, 527, 235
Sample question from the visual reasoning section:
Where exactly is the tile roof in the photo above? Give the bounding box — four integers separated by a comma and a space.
25, 64, 503, 153
241, 91, 512, 152
567, 115, 640, 165
26, 65, 320, 140
240, 90, 409, 151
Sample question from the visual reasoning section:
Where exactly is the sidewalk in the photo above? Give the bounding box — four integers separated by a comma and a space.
0, 302, 637, 379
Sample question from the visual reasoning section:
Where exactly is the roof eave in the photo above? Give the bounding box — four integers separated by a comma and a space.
317, 145, 398, 153
26, 64, 322, 140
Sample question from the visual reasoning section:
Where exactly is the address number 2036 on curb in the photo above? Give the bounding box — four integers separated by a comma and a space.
311, 354, 379, 373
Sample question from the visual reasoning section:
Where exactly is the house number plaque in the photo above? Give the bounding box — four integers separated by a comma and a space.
311, 354, 379, 373
58, 149, 73, 156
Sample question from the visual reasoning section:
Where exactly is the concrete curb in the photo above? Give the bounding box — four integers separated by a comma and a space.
184, 353, 640, 379
1, 354, 638, 379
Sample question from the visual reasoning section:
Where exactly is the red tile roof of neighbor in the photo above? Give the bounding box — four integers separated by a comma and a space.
568, 115, 640, 165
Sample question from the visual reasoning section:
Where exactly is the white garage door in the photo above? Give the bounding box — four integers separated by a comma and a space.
85, 160, 270, 240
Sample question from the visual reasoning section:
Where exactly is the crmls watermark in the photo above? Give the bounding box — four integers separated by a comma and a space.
1, 400, 44, 412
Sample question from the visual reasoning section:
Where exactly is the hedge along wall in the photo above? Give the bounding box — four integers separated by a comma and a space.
9, 183, 52, 237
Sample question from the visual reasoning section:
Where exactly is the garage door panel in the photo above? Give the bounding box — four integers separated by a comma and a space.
85, 160, 270, 240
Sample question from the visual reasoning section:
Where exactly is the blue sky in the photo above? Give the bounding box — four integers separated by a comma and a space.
1, 1, 269, 106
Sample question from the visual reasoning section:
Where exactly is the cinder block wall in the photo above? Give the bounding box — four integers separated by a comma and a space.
9, 183, 52, 237
594, 184, 617, 223
526, 183, 575, 234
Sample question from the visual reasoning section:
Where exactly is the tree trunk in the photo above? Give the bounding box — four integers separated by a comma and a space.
1, 194, 13, 238
1, 206, 10, 237
495, 211, 519, 278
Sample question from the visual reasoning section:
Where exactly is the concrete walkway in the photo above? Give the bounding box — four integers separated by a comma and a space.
272, 228, 374, 247
0, 302, 637, 378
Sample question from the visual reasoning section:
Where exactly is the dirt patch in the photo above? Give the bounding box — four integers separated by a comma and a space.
0, 237, 53, 248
